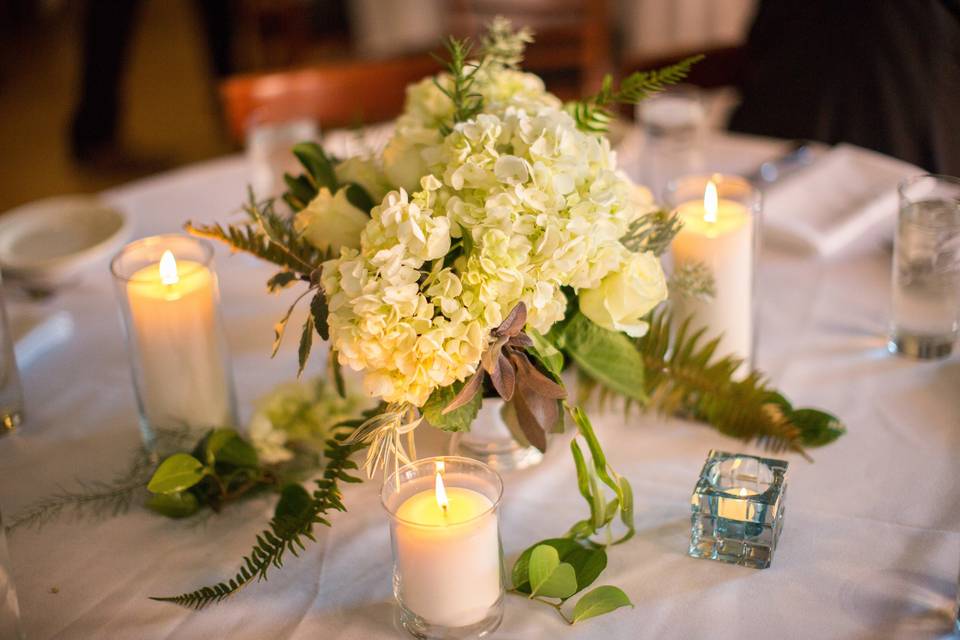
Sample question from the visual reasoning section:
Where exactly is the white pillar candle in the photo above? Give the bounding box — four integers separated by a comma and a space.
671, 179, 755, 370
393, 468, 501, 628
125, 250, 233, 429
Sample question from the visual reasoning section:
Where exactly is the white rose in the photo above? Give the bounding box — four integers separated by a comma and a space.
382, 136, 429, 194
294, 187, 369, 253
578, 251, 667, 337
335, 156, 392, 203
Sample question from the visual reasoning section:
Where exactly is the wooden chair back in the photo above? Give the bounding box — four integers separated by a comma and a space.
219, 54, 440, 142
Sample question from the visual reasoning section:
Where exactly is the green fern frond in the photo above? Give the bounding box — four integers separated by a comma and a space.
569, 55, 704, 134
577, 309, 845, 455
150, 410, 380, 609
621, 209, 683, 256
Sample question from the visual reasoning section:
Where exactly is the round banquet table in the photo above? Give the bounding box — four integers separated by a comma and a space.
1, 130, 958, 640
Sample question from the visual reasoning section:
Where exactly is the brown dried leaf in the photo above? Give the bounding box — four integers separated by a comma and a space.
489, 352, 516, 401
509, 393, 548, 452
442, 371, 484, 414
511, 352, 567, 399
495, 302, 527, 337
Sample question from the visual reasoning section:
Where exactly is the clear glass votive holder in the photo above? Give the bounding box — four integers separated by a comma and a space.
111, 234, 237, 445
665, 174, 762, 374
889, 174, 960, 359
381, 456, 504, 639
689, 450, 788, 569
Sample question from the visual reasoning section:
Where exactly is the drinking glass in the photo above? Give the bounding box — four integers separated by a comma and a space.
637, 85, 706, 199
246, 112, 320, 198
0, 273, 24, 435
381, 456, 504, 639
889, 174, 960, 359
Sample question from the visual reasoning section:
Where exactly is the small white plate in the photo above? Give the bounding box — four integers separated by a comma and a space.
0, 195, 129, 285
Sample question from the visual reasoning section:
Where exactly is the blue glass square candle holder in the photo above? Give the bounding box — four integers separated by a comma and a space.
689, 450, 788, 569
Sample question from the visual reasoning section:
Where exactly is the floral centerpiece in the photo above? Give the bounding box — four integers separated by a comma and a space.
153, 19, 845, 617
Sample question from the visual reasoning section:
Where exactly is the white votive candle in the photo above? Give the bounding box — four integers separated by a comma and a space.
670, 176, 758, 371
383, 457, 504, 634
112, 235, 236, 441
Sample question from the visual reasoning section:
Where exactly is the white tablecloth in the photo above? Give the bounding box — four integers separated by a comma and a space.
2, 132, 959, 640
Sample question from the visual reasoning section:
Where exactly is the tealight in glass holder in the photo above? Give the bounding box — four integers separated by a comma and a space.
381, 456, 504, 639
689, 450, 788, 569
111, 234, 237, 446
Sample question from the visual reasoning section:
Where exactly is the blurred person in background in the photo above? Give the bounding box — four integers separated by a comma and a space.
730, 0, 960, 175
69, 0, 234, 169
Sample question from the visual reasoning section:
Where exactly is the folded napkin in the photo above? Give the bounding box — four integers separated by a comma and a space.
762, 144, 921, 257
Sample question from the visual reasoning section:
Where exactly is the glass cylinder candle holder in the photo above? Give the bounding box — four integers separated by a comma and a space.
666, 174, 762, 374
689, 450, 788, 569
111, 234, 237, 445
381, 456, 504, 639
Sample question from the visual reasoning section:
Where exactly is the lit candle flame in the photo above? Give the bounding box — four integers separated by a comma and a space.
738, 487, 748, 497
703, 180, 718, 224
434, 465, 449, 512
159, 250, 179, 286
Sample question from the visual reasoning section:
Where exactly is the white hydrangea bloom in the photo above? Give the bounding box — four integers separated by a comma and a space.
321, 67, 665, 407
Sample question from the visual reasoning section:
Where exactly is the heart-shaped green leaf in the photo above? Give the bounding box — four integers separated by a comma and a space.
147, 453, 205, 494
512, 539, 606, 595
529, 545, 578, 599
146, 491, 199, 518
572, 586, 633, 623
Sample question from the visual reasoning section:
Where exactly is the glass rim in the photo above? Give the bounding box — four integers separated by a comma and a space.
381, 455, 504, 529
666, 172, 754, 192
110, 233, 214, 283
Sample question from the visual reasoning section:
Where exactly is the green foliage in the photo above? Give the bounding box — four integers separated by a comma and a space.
512, 538, 606, 596
151, 415, 370, 609
631, 310, 846, 454
571, 586, 633, 623
509, 405, 633, 625
568, 55, 704, 133
6, 426, 196, 530
433, 37, 484, 135
528, 545, 578, 599
422, 380, 482, 432
147, 454, 206, 494
553, 312, 646, 403
146, 492, 200, 519
621, 209, 683, 256
526, 328, 564, 378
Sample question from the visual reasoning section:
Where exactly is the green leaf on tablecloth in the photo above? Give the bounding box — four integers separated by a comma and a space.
147, 454, 205, 494
152, 405, 381, 609
298, 313, 314, 377
422, 380, 482, 433
528, 545, 578, 600
293, 142, 338, 192
571, 586, 632, 623
788, 408, 847, 447
526, 328, 564, 379
146, 491, 200, 518
310, 290, 329, 341
555, 312, 645, 402
512, 539, 606, 595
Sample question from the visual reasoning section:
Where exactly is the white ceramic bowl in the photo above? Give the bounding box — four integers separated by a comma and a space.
0, 195, 129, 286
